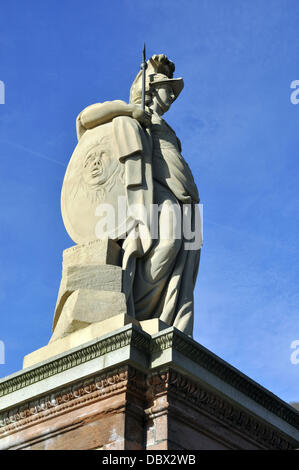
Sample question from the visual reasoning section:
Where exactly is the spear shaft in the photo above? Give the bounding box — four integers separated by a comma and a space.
141, 44, 147, 110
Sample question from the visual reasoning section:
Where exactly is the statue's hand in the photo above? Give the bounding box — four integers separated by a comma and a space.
131, 106, 152, 127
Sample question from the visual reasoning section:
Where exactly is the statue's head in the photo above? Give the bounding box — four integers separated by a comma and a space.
129, 54, 184, 114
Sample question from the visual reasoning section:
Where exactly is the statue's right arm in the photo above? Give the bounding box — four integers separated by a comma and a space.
76, 100, 131, 140
76, 100, 150, 140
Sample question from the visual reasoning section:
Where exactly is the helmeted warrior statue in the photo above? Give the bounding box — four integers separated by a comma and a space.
51, 53, 201, 342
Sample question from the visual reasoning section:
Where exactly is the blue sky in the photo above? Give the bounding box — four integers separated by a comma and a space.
0, 0, 298, 403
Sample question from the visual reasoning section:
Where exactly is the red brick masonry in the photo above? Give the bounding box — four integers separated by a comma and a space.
0, 365, 297, 450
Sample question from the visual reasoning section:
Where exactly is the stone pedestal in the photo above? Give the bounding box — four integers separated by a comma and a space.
0, 325, 298, 450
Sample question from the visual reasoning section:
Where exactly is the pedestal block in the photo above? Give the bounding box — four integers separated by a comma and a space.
0, 325, 298, 450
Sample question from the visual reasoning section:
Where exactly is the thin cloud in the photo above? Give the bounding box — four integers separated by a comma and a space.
0, 140, 65, 167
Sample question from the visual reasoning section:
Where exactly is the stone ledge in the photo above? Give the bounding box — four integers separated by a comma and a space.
23, 313, 139, 368
23, 315, 169, 369
0, 364, 297, 450
0, 324, 298, 449
0, 324, 151, 410
145, 368, 297, 450
151, 328, 299, 432
0, 365, 146, 450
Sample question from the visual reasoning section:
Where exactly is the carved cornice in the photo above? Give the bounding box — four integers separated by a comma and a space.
0, 360, 297, 450
0, 325, 298, 448
146, 368, 296, 450
0, 326, 150, 399
151, 329, 299, 430
0, 366, 145, 435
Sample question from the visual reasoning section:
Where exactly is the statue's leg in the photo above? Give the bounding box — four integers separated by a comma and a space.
133, 185, 182, 320
171, 247, 201, 337
133, 195, 201, 337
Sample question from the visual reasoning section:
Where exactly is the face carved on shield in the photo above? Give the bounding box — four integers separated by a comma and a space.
83, 148, 105, 187
82, 140, 117, 189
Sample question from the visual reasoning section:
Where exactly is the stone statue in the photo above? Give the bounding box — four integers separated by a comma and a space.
51, 53, 201, 343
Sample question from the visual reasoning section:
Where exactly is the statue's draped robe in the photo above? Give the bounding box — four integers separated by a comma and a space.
114, 112, 201, 337
53, 111, 201, 338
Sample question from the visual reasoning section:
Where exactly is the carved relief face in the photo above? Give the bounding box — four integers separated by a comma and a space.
82, 142, 117, 189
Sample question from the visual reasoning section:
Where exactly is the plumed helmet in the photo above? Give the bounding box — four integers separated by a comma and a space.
130, 54, 184, 104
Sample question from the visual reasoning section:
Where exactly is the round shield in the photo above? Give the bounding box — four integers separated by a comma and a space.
61, 122, 130, 244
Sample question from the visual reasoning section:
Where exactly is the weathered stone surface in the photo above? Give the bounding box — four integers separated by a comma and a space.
50, 289, 127, 342
52, 246, 124, 341
23, 314, 139, 368
62, 239, 121, 267
1, 362, 298, 450
139, 318, 169, 335
64, 265, 122, 292
24, 316, 170, 369
1, 326, 298, 450
0, 366, 146, 450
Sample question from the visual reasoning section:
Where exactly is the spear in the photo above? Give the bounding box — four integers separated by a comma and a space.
141, 43, 147, 110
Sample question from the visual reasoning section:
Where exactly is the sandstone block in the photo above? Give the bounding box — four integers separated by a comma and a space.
64, 265, 123, 292
62, 239, 121, 268
50, 289, 127, 342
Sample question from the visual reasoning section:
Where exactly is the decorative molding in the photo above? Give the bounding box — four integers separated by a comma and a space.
0, 326, 150, 399
146, 368, 296, 450
0, 361, 297, 450
0, 366, 145, 435
0, 325, 298, 449
151, 329, 299, 430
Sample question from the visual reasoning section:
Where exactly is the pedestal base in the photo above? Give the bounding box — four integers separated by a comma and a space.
23, 315, 169, 369
0, 325, 298, 450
